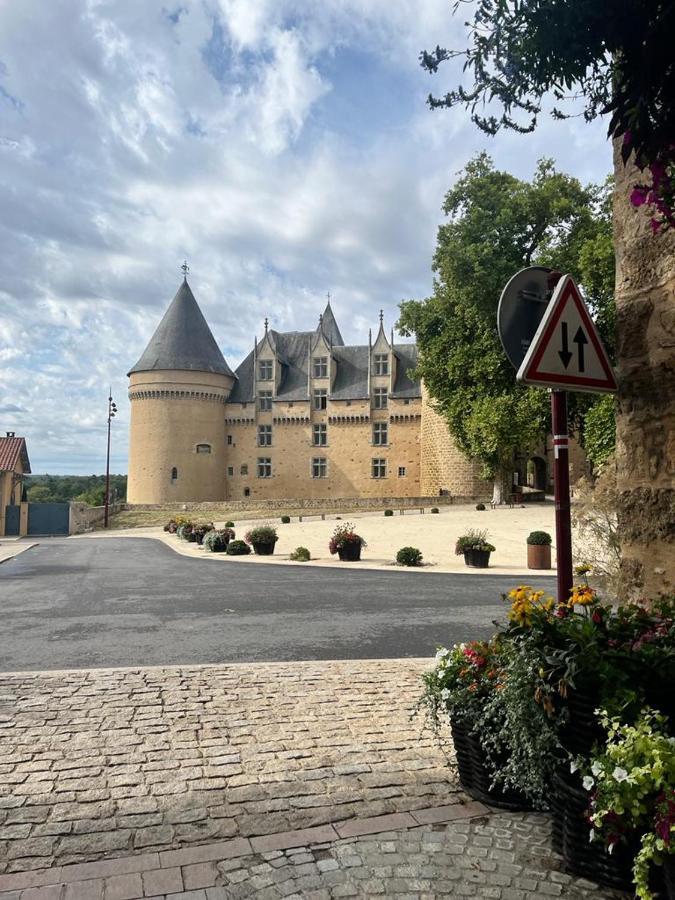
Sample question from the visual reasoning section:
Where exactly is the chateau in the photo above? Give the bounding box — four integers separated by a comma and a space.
127, 278, 488, 504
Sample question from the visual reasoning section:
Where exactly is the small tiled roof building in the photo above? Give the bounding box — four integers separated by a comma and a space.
0, 433, 30, 534
126, 279, 486, 503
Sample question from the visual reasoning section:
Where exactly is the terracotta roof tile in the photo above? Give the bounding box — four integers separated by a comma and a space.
0, 436, 30, 473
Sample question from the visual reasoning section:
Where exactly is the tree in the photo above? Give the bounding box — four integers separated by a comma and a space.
419, 0, 675, 596
398, 154, 610, 502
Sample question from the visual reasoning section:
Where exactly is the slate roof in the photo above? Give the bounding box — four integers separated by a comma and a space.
330, 346, 370, 400
0, 435, 31, 473
128, 279, 234, 377
391, 344, 421, 398
320, 302, 344, 347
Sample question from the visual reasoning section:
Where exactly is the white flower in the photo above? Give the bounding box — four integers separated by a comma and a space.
570, 760, 578, 774
613, 766, 629, 782
441, 688, 450, 701
589, 828, 595, 843
582, 776, 595, 791
591, 761, 603, 776
435, 648, 449, 662
608, 842, 615, 854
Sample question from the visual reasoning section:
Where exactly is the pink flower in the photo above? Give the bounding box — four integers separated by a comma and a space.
630, 187, 648, 207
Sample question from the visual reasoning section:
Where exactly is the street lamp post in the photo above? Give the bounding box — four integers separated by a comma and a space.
104, 389, 117, 528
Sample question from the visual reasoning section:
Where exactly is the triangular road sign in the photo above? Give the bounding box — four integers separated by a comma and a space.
516, 275, 617, 393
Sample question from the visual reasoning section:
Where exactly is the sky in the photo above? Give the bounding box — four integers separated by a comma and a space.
0, 0, 613, 474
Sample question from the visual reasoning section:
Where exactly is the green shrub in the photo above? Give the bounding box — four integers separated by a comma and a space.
203, 528, 235, 552
396, 546, 423, 567
431, 507, 439, 514
245, 524, 278, 545
281, 515, 291, 524
226, 540, 251, 556
225, 520, 235, 528
384, 509, 394, 517
290, 546, 311, 562
526, 530, 552, 545
476, 502, 486, 511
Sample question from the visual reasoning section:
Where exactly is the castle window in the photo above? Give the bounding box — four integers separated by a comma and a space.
312, 423, 327, 446
227, 466, 234, 477
313, 388, 327, 410
398, 466, 406, 477
240, 464, 248, 475
258, 424, 272, 447
373, 422, 388, 446
404, 399, 410, 405
313, 356, 328, 378
374, 353, 389, 376
227, 435, 233, 445
259, 391, 272, 411
373, 388, 388, 409
171, 467, 178, 481
258, 359, 273, 380
312, 457, 327, 478
244, 487, 251, 497
372, 458, 387, 479
196, 443, 211, 454
257, 457, 272, 478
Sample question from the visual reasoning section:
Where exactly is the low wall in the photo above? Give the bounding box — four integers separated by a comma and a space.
124, 494, 478, 515
69, 503, 122, 534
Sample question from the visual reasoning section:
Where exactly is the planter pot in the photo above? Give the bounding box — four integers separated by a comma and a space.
551, 770, 634, 891
463, 549, 491, 568
252, 541, 276, 556
186, 532, 197, 543
558, 686, 604, 756
527, 543, 551, 569
338, 543, 362, 561
449, 718, 531, 811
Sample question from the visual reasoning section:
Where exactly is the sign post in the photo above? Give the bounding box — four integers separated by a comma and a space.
498, 270, 617, 605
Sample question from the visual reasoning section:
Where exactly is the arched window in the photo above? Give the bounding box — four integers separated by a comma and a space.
171, 467, 178, 481
196, 443, 212, 454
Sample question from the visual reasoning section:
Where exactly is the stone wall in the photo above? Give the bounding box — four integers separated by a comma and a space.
613, 140, 675, 597
69, 503, 122, 534
419, 386, 491, 497
127, 494, 460, 515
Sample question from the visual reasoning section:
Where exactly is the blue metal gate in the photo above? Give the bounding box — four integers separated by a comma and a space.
27, 503, 70, 536
4, 505, 20, 536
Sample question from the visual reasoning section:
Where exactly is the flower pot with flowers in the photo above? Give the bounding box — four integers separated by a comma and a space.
526, 531, 552, 569
455, 530, 495, 568
579, 708, 675, 899
329, 523, 366, 561
244, 524, 278, 555
193, 523, 215, 545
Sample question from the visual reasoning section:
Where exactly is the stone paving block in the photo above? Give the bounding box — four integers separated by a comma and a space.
20, 887, 63, 900
103, 872, 144, 900
251, 825, 339, 854
142, 865, 183, 896
181, 862, 218, 890
63, 878, 104, 899
159, 837, 252, 869
334, 812, 416, 839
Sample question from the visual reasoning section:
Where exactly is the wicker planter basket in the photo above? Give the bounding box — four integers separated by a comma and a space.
337, 543, 361, 561
450, 719, 531, 811
252, 542, 276, 556
558, 687, 605, 757
463, 549, 491, 568
550, 770, 634, 891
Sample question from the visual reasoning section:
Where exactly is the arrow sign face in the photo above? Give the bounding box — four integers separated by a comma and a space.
516, 275, 617, 393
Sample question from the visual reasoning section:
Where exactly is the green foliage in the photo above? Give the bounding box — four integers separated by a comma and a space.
527, 531, 552, 546
244, 524, 278, 545
226, 539, 251, 556
455, 530, 495, 555
476, 503, 486, 511
203, 530, 231, 552
280, 515, 291, 524
419, 0, 673, 167
384, 509, 394, 517
583, 395, 617, 469
225, 520, 235, 528
25, 474, 127, 505
396, 546, 423, 567
430, 507, 439, 514
290, 546, 311, 562
398, 155, 612, 490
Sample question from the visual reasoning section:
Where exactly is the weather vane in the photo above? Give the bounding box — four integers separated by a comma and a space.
181, 260, 190, 277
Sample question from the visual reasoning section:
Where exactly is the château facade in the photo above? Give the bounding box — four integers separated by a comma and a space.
126, 278, 488, 504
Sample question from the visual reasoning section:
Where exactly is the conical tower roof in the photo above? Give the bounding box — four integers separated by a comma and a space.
128, 279, 234, 377
317, 300, 344, 346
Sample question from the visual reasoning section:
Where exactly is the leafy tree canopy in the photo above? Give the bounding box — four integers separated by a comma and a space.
397, 154, 614, 495
24, 474, 127, 506
420, 0, 674, 166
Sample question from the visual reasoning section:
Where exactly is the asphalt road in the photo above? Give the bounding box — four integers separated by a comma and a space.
0, 538, 556, 672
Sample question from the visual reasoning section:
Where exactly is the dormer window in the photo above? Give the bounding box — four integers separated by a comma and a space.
196, 443, 211, 454
313, 356, 328, 378
259, 360, 273, 380
374, 353, 389, 376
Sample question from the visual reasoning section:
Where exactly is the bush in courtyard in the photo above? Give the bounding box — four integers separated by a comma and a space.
245, 525, 278, 547
203, 529, 235, 552
177, 523, 194, 540
193, 523, 215, 544
226, 540, 251, 556
526, 530, 552, 545
281, 515, 291, 524
225, 520, 235, 528
384, 509, 394, 517
431, 507, 439, 514
476, 503, 486, 511
290, 546, 311, 562
397, 546, 423, 567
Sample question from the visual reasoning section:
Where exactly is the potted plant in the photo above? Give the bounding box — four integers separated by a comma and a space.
203, 528, 235, 553
329, 522, 366, 561
245, 524, 278, 555
527, 531, 552, 569
193, 523, 215, 545
455, 529, 495, 568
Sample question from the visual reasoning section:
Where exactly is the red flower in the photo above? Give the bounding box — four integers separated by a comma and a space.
592, 609, 603, 625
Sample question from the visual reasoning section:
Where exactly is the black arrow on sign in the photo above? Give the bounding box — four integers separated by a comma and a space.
558, 321, 572, 368
574, 326, 588, 372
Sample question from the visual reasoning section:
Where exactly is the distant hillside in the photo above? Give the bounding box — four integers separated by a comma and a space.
24, 474, 127, 506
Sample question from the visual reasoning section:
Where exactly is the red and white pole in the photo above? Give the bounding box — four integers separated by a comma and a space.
551, 390, 573, 604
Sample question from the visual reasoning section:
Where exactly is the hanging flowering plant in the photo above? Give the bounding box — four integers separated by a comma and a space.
627, 137, 675, 234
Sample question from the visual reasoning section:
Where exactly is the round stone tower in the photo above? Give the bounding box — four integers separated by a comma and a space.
127, 278, 235, 504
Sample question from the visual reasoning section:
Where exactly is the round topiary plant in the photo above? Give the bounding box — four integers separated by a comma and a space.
384, 509, 394, 517
290, 546, 311, 562
476, 502, 486, 511
396, 546, 423, 567
281, 515, 291, 524
430, 507, 439, 514
225, 520, 235, 528
226, 539, 251, 556
526, 531, 552, 545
